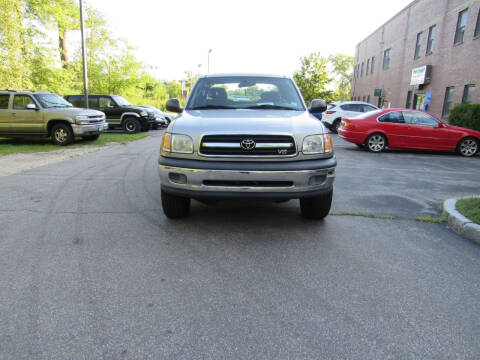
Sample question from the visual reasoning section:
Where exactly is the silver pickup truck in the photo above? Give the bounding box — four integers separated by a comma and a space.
158, 74, 336, 219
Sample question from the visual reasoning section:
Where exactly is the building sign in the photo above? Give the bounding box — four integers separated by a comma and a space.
410, 65, 432, 86
374, 88, 382, 97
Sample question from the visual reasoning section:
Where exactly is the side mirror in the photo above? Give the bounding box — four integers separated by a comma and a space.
438, 121, 446, 128
26, 103, 38, 110
166, 98, 182, 113
310, 99, 327, 113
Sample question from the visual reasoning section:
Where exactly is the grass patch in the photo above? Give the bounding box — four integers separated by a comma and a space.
0, 132, 148, 156
456, 198, 480, 225
331, 212, 446, 223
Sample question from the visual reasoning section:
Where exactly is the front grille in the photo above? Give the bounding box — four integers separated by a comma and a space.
87, 115, 104, 124
203, 180, 293, 187
199, 135, 296, 156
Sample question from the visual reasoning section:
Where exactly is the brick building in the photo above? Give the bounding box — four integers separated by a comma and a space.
352, 0, 480, 119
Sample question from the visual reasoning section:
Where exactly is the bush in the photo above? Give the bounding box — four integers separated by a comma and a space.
448, 103, 480, 131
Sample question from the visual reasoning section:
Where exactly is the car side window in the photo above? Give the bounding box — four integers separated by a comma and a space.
13, 95, 35, 109
349, 104, 364, 112
363, 105, 377, 112
403, 111, 438, 126
0, 95, 10, 109
340, 104, 351, 111
99, 97, 114, 108
88, 97, 99, 108
378, 111, 404, 123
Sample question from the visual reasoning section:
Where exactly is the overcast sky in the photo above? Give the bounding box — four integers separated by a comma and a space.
82, 0, 413, 80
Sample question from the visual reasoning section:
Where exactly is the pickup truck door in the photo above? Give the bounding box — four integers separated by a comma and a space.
10, 94, 44, 134
0, 94, 11, 133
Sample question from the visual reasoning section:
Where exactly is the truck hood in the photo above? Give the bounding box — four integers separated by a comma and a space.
47, 107, 105, 116
171, 109, 326, 135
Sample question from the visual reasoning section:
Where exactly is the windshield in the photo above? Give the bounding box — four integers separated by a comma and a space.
34, 93, 73, 108
112, 95, 131, 106
186, 76, 305, 111
352, 109, 383, 119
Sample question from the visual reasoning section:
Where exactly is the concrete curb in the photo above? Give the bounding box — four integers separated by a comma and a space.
443, 196, 480, 244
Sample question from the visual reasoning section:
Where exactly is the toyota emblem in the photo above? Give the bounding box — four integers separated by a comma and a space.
240, 138, 256, 150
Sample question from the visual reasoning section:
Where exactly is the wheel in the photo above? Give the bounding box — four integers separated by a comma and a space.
300, 190, 333, 220
331, 119, 341, 134
456, 137, 479, 157
123, 117, 141, 134
161, 190, 191, 218
366, 133, 387, 153
152, 124, 159, 130
82, 134, 100, 141
51, 123, 74, 146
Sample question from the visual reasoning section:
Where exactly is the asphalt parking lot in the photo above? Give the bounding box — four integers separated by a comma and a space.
1, 130, 480, 359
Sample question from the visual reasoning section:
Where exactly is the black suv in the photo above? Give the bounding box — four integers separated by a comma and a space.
65, 94, 156, 133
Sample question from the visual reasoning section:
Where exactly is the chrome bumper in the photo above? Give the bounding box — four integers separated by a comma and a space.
72, 122, 108, 136
159, 164, 335, 198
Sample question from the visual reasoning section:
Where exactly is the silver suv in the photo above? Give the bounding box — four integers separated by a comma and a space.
322, 101, 378, 133
0, 90, 107, 145
158, 74, 336, 219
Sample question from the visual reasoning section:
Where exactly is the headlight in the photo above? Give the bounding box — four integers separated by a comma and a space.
162, 133, 193, 154
75, 115, 89, 125
139, 111, 147, 116
302, 134, 333, 154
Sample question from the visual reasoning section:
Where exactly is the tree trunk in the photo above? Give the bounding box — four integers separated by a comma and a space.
59, 28, 69, 69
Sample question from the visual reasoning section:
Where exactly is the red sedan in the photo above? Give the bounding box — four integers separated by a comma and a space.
338, 109, 480, 157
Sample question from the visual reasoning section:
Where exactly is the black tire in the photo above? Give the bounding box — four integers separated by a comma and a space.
366, 133, 387, 153
123, 117, 141, 134
51, 123, 74, 146
82, 134, 100, 141
331, 119, 341, 134
456, 137, 479, 157
300, 190, 333, 220
161, 190, 191, 219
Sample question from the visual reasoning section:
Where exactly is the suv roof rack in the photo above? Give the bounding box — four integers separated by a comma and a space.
0, 89, 51, 93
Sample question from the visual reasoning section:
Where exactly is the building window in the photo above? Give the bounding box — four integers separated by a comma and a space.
371, 57, 375, 74
414, 32, 423, 59
462, 84, 476, 103
442, 87, 454, 118
367, 95, 370, 103
454, 9, 468, 44
383, 48, 391, 70
366, 59, 370, 76
426, 25, 436, 54
406, 91, 413, 108
475, 9, 480, 37
361, 62, 364, 77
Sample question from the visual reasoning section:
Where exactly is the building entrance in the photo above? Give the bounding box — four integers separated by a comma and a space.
413, 94, 425, 110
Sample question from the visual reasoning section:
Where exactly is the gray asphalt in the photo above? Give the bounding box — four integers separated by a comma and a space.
1, 131, 480, 359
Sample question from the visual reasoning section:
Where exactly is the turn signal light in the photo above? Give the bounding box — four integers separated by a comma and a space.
324, 135, 333, 152
162, 133, 172, 152
341, 120, 354, 129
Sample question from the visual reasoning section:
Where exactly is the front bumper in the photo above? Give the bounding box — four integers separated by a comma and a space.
72, 122, 108, 136
158, 156, 336, 199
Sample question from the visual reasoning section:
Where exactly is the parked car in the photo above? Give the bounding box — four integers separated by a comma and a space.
0, 90, 107, 145
338, 108, 480, 157
158, 73, 336, 219
322, 101, 378, 133
138, 105, 168, 129
65, 94, 156, 133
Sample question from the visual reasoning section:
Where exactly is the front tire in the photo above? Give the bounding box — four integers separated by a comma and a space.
161, 190, 191, 219
123, 117, 141, 134
456, 137, 479, 157
331, 119, 341, 134
51, 123, 74, 146
366, 133, 387, 153
300, 190, 333, 220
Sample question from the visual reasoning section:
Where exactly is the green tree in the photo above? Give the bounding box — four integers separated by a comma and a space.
0, 0, 33, 89
328, 54, 354, 101
293, 52, 333, 104
25, 0, 79, 68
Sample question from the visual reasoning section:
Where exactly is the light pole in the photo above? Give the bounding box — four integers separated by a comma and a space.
79, 0, 88, 108
208, 49, 212, 74
197, 64, 202, 77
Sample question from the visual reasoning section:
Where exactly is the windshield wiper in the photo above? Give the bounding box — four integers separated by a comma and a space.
190, 105, 236, 110
245, 104, 300, 110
